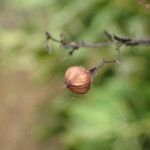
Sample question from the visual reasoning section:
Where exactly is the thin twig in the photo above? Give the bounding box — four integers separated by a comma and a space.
44, 31, 150, 76
45, 31, 150, 55
45, 31, 112, 55
89, 59, 116, 77
88, 33, 150, 76
113, 35, 150, 46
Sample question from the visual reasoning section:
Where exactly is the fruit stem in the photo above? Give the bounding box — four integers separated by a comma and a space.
89, 59, 117, 77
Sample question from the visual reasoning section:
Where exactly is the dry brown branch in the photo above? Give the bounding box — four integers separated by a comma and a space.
44, 31, 150, 75
45, 31, 150, 55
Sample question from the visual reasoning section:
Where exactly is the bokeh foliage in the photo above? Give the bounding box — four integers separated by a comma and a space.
0, 0, 150, 150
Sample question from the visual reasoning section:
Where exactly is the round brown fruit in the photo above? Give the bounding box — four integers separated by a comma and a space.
64, 66, 92, 94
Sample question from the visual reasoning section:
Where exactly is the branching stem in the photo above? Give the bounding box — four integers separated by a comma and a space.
45, 31, 150, 54
45, 31, 150, 76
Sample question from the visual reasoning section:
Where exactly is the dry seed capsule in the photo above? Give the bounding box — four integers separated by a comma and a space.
64, 66, 92, 94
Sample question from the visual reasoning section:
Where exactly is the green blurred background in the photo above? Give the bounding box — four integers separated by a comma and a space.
0, 0, 150, 150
